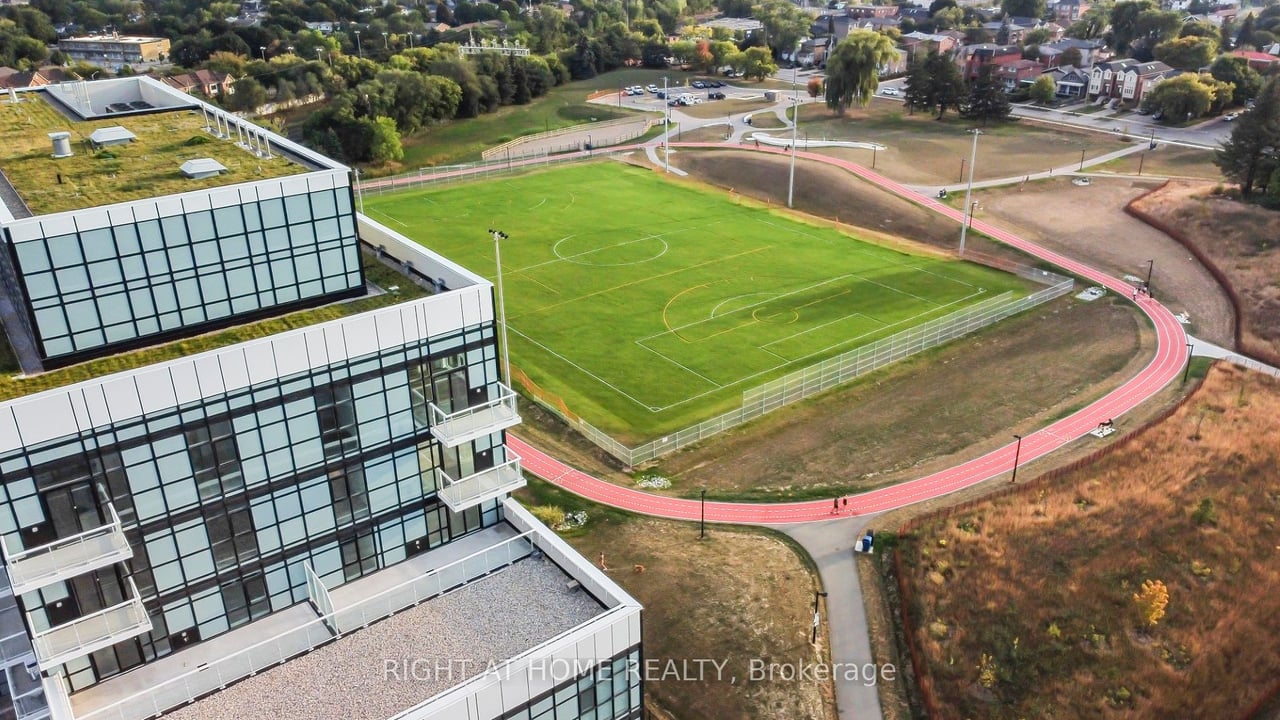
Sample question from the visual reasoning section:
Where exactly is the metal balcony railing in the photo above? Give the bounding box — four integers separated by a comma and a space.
437, 448, 525, 511
427, 383, 520, 447
2, 504, 132, 596
29, 578, 151, 671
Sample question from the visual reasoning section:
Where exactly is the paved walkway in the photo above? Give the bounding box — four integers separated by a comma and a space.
1189, 334, 1280, 378
781, 517, 883, 720
908, 142, 1150, 197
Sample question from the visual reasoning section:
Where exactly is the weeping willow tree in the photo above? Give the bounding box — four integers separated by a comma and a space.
823, 30, 899, 116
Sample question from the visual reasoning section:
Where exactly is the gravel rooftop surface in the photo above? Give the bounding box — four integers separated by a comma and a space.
164, 558, 603, 720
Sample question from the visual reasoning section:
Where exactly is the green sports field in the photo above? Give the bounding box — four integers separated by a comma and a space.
364, 162, 1029, 441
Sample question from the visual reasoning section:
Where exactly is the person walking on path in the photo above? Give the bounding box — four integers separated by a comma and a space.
832, 498, 839, 515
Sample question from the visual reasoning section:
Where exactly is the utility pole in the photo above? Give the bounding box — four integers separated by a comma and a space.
663, 76, 670, 174
811, 590, 829, 644
490, 229, 512, 384
787, 76, 799, 208
958, 130, 980, 255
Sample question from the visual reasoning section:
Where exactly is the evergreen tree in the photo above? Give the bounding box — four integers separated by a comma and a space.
902, 55, 932, 115
1215, 78, 1280, 198
925, 49, 965, 119
963, 66, 1011, 124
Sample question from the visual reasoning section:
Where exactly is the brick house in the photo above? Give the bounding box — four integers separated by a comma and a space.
1088, 59, 1175, 105
160, 69, 234, 97
959, 44, 1022, 80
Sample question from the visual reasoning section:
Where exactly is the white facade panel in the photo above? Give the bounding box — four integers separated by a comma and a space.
270, 335, 310, 378
429, 297, 465, 338
130, 201, 159, 221
153, 196, 185, 219
374, 311, 406, 350
217, 350, 253, 393
10, 395, 75, 447
472, 691, 503, 719
206, 187, 243, 209
168, 363, 202, 406
254, 181, 282, 200
6, 222, 44, 244
81, 385, 112, 430
303, 328, 330, 368
278, 175, 312, 198
341, 315, 381, 360
181, 192, 213, 213
496, 670, 531, 709
322, 325, 349, 366
107, 206, 137, 227
192, 355, 227, 397
135, 370, 177, 414
0, 408, 21, 455
67, 391, 92, 433
39, 215, 77, 238
99, 376, 144, 423
74, 208, 112, 232
242, 343, 279, 385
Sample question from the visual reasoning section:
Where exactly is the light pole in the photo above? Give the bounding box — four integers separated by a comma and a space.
700, 489, 706, 539
1145, 259, 1154, 294
1079, 146, 1086, 171
315, 48, 323, 64
382, 31, 389, 49
1183, 342, 1194, 383
663, 76, 670, 174
787, 76, 799, 209
1010, 434, 1023, 483
958, 129, 980, 255
811, 590, 829, 644
259, 46, 267, 62
354, 30, 363, 57
287, 45, 294, 54
490, 229, 512, 384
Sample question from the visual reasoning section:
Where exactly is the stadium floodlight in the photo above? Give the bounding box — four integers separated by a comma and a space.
787, 76, 799, 209
489, 229, 512, 384
958, 129, 981, 256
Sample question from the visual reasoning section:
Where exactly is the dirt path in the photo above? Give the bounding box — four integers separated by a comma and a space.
972, 176, 1235, 347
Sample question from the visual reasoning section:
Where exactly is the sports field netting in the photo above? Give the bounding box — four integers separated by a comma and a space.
364, 162, 1030, 438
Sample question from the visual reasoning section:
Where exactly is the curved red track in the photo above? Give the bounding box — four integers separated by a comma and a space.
381, 143, 1189, 524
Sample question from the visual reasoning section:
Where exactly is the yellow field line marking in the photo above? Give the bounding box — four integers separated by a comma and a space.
662, 285, 707, 342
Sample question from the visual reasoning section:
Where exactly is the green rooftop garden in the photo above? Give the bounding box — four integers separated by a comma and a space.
0, 256, 429, 403
0, 94, 302, 216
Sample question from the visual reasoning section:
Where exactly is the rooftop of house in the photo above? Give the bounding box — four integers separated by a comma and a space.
0, 86, 305, 218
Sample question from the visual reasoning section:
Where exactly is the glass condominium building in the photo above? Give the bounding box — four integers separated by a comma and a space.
0, 78, 642, 720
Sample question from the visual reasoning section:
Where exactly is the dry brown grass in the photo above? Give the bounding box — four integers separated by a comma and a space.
897, 363, 1280, 719
1131, 182, 1280, 361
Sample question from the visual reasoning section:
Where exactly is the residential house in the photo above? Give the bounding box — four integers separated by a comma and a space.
1088, 58, 1175, 105
994, 58, 1045, 91
982, 20, 1029, 45
846, 4, 898, 17
0, 68, 51, 89
898, 6, 932, 22
851, 16, 901, 32
1038, 37, 1108, 67
160, 69, 234, 97
900, 31, 961, 62
1230, 49, 1280, 72
881, 47, 910, 76
1046, 64, 1090, 97
796, 37, 833, 67
959, 43, 1022, 80
1052, 0, 1090, 23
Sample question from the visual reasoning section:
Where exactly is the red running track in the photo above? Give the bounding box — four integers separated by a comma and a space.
398, 143, 1189, 524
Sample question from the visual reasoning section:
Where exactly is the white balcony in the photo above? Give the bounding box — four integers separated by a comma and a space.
428, 383, 520, 447
2, 505, 133, 597
437, 448, 525, 512
30, 579, 151, 671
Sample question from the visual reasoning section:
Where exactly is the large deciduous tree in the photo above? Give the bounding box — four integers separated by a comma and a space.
1000, 0, 1046, 20
824, 30, 899, 115
1152, 34, 1217, 70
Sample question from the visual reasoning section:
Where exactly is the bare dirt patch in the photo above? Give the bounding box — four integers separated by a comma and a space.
1131, 181, 1280, 362
972, 176, 1235, 347
895, 363, 1280, 719
516, 481, 834, 720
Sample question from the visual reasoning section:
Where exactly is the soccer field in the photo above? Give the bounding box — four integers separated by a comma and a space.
364, 162, 1029, 440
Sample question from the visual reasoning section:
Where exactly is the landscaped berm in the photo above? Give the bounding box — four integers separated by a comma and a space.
894, 363, 1280, 719
364, 162, 1029, 441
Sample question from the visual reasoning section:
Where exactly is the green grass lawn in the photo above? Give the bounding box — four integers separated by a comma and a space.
365, 162, 1028, 441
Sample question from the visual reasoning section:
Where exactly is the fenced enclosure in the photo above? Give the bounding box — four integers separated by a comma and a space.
535, 266, 1073, 467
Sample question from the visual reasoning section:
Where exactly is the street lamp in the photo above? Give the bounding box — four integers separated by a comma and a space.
663, 76, 670, 174
354, 30, 363, 57
287, 45, 294, 54
259, 46, 267, 62
700, 488, 707, 539
1010, 434, 1023, 483
787, 78, 800, 209
811, 590, 829, 644
958, 129, 981, 255
1183, 342, 1195, 383
489, 229, 512, 385
1144, 258, 1154, 294
382, 31, 389, 49
315, 48, 322, 63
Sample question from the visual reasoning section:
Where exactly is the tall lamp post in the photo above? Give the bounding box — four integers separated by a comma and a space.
787, 76, 799, 208
1183, 342, 1195, 383
489, 229, 512, 384
663, 76, 670, 174
1010, 434, 1023, 483
382, 31, 389, 49
354, 30, 363, 57
811, 590, 829, 644
700, 489, 706, 539
259, 46, 267, 62
1144, 258, 1154, 293
958, 129, 981, 255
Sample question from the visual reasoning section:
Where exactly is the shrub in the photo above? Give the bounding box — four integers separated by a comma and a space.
184, 135, 212, 146
529, 505, 566, 528
1133, 579, 1170, 626
1192, 498, 1218, 526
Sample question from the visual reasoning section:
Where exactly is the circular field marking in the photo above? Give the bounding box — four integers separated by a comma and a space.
751, 307, 798, 324
552, 235, 669, 267
710, 291, 778, 318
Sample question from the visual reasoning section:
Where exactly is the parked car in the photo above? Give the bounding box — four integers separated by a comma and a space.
709, 91, 726, 100
691, 80, 706, 89
656, 90, 666, 99
709, 80, 724, 88
647, 84, 659, 93
1136, 106, 1150, 115
1151, 111, 1163, 120
881, 87, 900, 96
1223, 111, 1240, 121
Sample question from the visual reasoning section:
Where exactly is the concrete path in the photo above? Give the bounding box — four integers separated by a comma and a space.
908, 142, 1150, 197
1189, 334, 1280, 378
781, 517, 884, 720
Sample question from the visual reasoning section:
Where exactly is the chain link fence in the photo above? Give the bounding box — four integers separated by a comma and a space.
535, 268, 1073, 467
